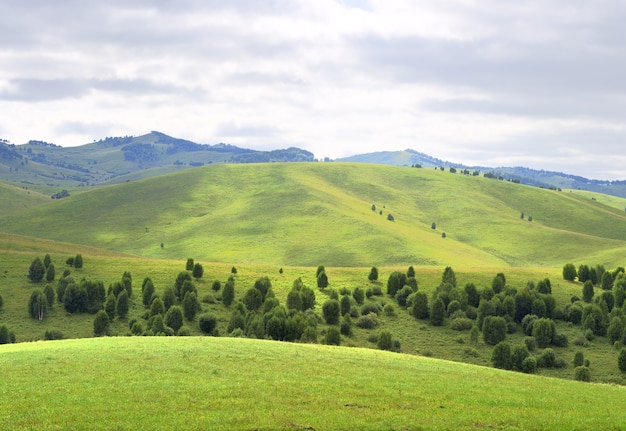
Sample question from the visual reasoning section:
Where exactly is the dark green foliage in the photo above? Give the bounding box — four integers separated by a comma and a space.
447, 300, 461, 316
286, 290, 303, 311
491, 276, 505, 294
324, 326, 341, 345
442, 266, 457, 287
477, 299, 496, 330
573, 351, 584, 367
430, 298, 446, 326
63, 283, 88, 313
186, 258, 194, 271
174, 271, 192, 298
198, 313, 218, 335
575, 366, 591, 382
537, 348, 557, 368
562, 263, 577, 281
521, 314, 538, 336
387, 213, 394, 221
395, 286, 413, 307
122, 271, 132, 297
608, 317, 624, 344
46, 264, 55, 282
511, 345, 530, 371
377, 330, 393, 351
406, 276, 418, 291
109, 281, 125, 299
28, 289, 47, 320
141, 277, 155, 307
131, 321, 144, 335
601, 271, 614, 290
582, 303, 607, 336
317, 271, 329, 288
502, 296, 516, 320
183, 292, 200, 321
521, 356, 537, 374
514, 289, 534, 323
407, 265, 415, 278
116, 290, 129, 319
464, 283, 479, 308
66, 256, 75, 266
537, 279, 551, 294
93, 310, 110, 336
451, 318, 474, 331
340, 314, 352, 336
614, 284, 625, 309
300, 285, 316, 311
227, 309, 245, 333
582, 280, 594, 302
482, 316, 507, 345
532, 318, 555, 348
551, 333, 568, 347
43, 253, 51, 269
0, 325, 15, 344
162, 287, 176, 311
352, 287, 365, 305
149, 314, 167, 335
411, 292, 429, 319
616, 348, 626, 372
165, 306, 184, 333
601, 290, 615, 312
44, 329, 64, 340
83, 279, 106, 314
28, 257, 46, 282
491, 342, 512, 370
149, 296, 165, 317
340, 295, 351, 316
316, 265, 325, 278
578, 265, 591, 283
384, 303, 395, 317
74, 254, 83, 269
254, 276, 272, 300
243, 288, 263, 311
361, 302, 381, 316
43, 284, 55, 307
531, 298, 546, 318
231, 266, 237, 275
357, 314, 379, 329
105, 293, 116, 320
211, 280, 221, 291
322, 300, 340, 325
222, 278, 235, 307
387, 271, 407, 297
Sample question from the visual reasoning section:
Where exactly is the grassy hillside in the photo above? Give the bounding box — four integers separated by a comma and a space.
2, 163, 626, 267
1, 336, 625, 430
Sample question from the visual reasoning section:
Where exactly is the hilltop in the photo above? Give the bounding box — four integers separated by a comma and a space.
2, 162, 626, 267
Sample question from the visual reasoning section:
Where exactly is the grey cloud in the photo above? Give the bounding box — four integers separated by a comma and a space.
215, 122, 279, 138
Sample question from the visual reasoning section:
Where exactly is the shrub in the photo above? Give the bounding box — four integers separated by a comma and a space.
395, 286, 413, 307
29, 289, 47, 320
74, 254, 83, 269
116, 290, 129, 319
93, 310, 110, 336
521, 356, 537, 374
511, 345, 530, 371
573, 351, 584, 367
368, 266, 378, 281
0, 325, 16, 344
325, 327, 341, 345
356, 313, 379, 329
340, 314, 352, 336
377, 330, 393, 351
451, 318, 474, 331
469, 326, 479, 344
387, 271, 407, 296
619, 348, 626, 372
202, 293, 216, 304
165, 306, 184, 333
183, 292, 200, 321
521, 314, 538, 336
562, 263, 577, 281
574, 366, 591, 382
482, 316, 507, 345
537, 348, 557, 368
243, 288, 263, 312
524, 336, 537, 352
198, 313, 218, 335
178, 326, 191, 336
551, 333, 568, 348
361, 302, 381, 316
383, 303, 395, 317
317, 271, 329, 288
322, 300, 340, 325
371, 285, 383, 296
43, 329, 64, 340
608, 317, 624, 344
447, 300, 462, 316
491, 342, 512, 370
28, 257, 46, 283
411, 292, 429, 319
532, 318, 555, 348
340, 295, 352, 316
430, 298, 446, 326
130, 321, 144, 335
222, 279, 235, 307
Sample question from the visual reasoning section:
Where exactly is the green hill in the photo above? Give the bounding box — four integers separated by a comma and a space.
1, 336, 625, 430
1, 162, 626, 267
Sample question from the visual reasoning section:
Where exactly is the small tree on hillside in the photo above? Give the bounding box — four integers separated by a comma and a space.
116, 290, 129, 319
618, 348, 626, 372
483, 316, 507, 345
142, 277, 155, 307
74, 254, 83, 269
411, 292, 429, 319
165, 305, 184, 333
387, 271, 407, 297
317, 271, 329, 289
430, 298, 446, 326
43, 253, 52, 269
322, 300, 340, 325
192, 263, 204, 279
28, 257, 46, 283
28, 289, 47, 320
45, 264, 56, 282
562, 263, 577, 281
368, 267, 379, 282
582, 280, 595, 303
93, 310, 110, 336
186, 258, 194, 271
222, 278, 235, 307
491, 342, 512, 370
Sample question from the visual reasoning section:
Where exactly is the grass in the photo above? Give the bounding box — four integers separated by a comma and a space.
1, 336, 626, 431
2, 163, 626, 268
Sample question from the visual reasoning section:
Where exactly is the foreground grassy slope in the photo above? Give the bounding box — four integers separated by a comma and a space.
2, 163, 626, 267
1, 337, 625, 431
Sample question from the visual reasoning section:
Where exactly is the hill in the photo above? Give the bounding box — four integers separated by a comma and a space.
1, 336, 625, 430
1, 162, 626, 267
338, 150, 626, 199
0, 131, 314, 191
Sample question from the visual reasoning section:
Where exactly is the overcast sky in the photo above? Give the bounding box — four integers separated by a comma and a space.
1, 1, 625, 179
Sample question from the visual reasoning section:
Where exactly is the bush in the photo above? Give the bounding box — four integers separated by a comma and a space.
0, 325, 16, 344
93, 310, 110, 336
532, 318, 555, 348
28, 257, 46, 283
340, 314, 352, 336
324, 327, 341, 346
356, 314, 379, 329
377, 330, 393, 351
395, 286, 413, 307
387, 271, 407, 297
511, 345, 530, 371
430, 298, 446, 326
130, 321, 144, 335
322, 300, 340, 325
198, 313, 218, 335
340, 295, 352, 316
491, 342, 512, 370
524, 336, 537, 352
44, 329, 64, 340
521, 356, 537, 374
361, 302, 381, 316
451, 318, 474, 331
352, 287, 365, 305
482, 316, 507, 345
202, 293, 216, 304
222, 279, 235, 307
619, 348, 626, 372
368, 266, 378, 282
551, 333, 568, 348
411, 292, 429, 319
116, 290, 129, 319
165, 306, 184, 333
575, 366, 591, 382
563, 263, 577, 281
573, 351, 584, 367
537, 348, 557, 368
178, 326, 191, 336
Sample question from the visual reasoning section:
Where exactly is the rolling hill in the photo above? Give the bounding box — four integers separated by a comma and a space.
2, 162, 626, 267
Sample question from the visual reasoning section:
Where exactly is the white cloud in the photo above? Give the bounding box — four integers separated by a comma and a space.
0, 1, 625, 178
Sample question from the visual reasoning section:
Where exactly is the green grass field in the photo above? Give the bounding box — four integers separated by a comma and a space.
1, 336, 626, 431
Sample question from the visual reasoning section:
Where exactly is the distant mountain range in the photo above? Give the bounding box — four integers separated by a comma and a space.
2, 132, 626, 198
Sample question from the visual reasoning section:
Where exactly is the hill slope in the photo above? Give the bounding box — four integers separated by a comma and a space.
1, 336, 625, 430
2, 163, 626, 267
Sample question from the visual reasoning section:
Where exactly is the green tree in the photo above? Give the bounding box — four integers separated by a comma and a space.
386, 271, 407, 296
163, 287, 176, 311
28, 289, 47, 320
491, 276, 505, 294
377, 330, 393, 351
582, 280, 594, 302
562, 263, 577, 281
222, 278, 235, 307
254, 276, 272, 300
317, 271, 329, 288
286, 290, 303, 311
532, 318, 556, 348
74, 254, 83, 269
142, 278, 155, 307
340, 314, 353, 336
93, 310, 110, 336
352, 287, 365, 305
63, 283, 88, 313
186, 258, 194, 271
411, 292, 429, 319
300, 286, 316, 311
45, 264, 56, 282
322, 299, 340, 325
608, 317, 624, 344
165, 305, 184, 333
183, 292, 200, 321
43, 253, 52, 268
340, 295, 352, 316
368, 266, 379, 282
619, 348, 626, 372
122, 271, 132, 297
491, 342, 512, 370
464, 283, 479, 308
199, 313, 218, 334
573, 351, 584, 367
324, 326, 341, 346
430, 298, 446, 326
407, 265, 415, 278
149, 296, 165, 317
316, 265, 325, 278
243, 288, 263, 312
116, 290, 129, 319
174, 271, 192, 298
601, 271, 614, 290
192, 263, 204, 279
0, 325, 15, 344
43, 284, 55, 307
483, 316, 507, 345
511, 345, 530, 371
578, 264, 590, 283
105, 293, 117, 320
28, 257, 46, 283
442, 266, 457, 287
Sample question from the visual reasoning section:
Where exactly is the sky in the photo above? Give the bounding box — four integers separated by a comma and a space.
1, 1, 626, 180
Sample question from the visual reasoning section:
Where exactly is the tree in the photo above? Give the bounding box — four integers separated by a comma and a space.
608, 317, 624, 344
165, 305, 184, 333
442, 266, 457, 287
183, 292, 200, 321
222, 278, 235, 307
286, 290, 302, 311
340, 295, 352, 316
562, 263, 577, 281
582, 280, 595, 303
482, 316, 507, 345
532, 318, 555, 348
28, 289, 47, 320
149, 296, 165, 317
174, 271, 192, 298
407, 265, 415, 278
300, 286, 316, 311
377, 330, 393, 351
43, 253, 52, 269
317, 271, 329, 288
431, 222, 436, 230
316, 265, 325, 278
243, 288, 263, 311
93, 310, 110, 336
163, 287, 176, 311
64, 283, 88, 313
578, 264, 591, 283
105, 293, 117, 320
45, 264, 56, 282
491, 342, 512, 370
368, 267, 379, 282
74, 254, 83, 269
511, 345, 530, 371
43, 284, 55, 307
411, 292, 429, 319
28, 257, 46, 283
491, 276, 505, 294
142, 277, 155, 307
322, 300, 340, 325
618, 348, 626, 372
324, 326, 341, 346
199, 313, 218, 335
254, 276, 272, 300
430, 298, 446, 326
352, 287, 365, 305
116, 290, 129, 319
387, 271, 407, 297
186, 258, 194, 271
464, 283, 479, 308
601, 271, 614, 290
0, 325, 15, 344
192, 263, 204, 279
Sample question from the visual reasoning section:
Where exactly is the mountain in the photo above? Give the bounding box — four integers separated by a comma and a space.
337, 150, 626, 199
2, 162, 626, 267
0, 131, 314, 190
